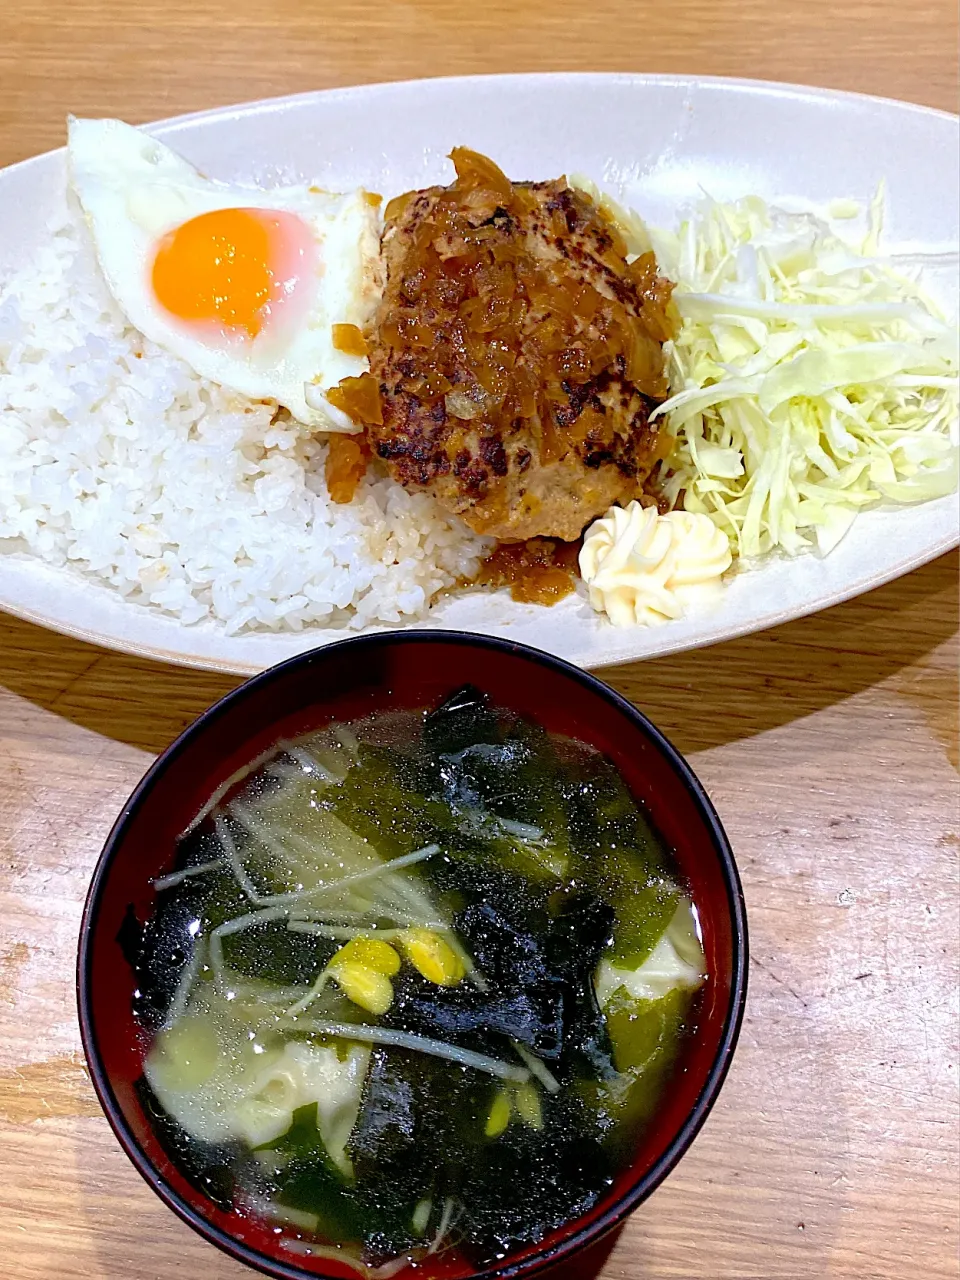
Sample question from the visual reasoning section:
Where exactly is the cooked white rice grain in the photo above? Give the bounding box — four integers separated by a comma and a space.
0, 212, 492, 633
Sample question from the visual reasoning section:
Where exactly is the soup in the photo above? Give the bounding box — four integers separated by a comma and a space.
132, 686, 706, 1275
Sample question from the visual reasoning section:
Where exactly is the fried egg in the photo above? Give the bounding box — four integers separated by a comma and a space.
67, 116, 383, 431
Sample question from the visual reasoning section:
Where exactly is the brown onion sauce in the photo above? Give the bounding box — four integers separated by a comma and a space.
463, 476, 676, 606
325, 432, 372, 505
468, 537, 582, 605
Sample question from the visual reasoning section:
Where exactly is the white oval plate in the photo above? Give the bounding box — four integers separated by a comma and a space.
1, 73, 957, 674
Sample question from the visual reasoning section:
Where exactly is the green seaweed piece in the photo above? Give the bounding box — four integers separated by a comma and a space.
604, 986, 691, 1075
589, 986, 696, 1158
134, 1074, 239, 1212
256, 1103, 368, 1242
454, 1090, 614, 1266
423, 685, 501, 757
562, 742, 665, 875
348, 1048, 486, 1262
560, 743, 680, 969
134, 856, 249, 1034
325, 744, 454, 859
605, 882, 681, 971
221, 920, 335, 987
434, 718, 573, 882
254, 1101, 337, 1160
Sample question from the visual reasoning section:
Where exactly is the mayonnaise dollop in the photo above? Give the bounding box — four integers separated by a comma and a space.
579, 501, 731, 627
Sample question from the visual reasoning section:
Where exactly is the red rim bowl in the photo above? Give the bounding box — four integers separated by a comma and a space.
77, 630, 748, 1280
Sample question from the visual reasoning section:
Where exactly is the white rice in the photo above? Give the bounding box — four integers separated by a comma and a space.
0, 211, 492, 633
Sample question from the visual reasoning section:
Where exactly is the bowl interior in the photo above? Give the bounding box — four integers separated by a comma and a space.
80, 633, 745, 1280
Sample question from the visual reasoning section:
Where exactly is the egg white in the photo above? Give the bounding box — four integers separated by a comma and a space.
67, 116, 383, 432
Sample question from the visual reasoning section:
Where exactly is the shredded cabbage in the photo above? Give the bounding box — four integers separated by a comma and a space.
648, 193, 959, 557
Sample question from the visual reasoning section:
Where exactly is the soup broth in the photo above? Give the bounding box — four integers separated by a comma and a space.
133, 687, 707, 1274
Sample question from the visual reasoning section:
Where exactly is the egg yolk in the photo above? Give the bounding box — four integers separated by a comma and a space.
151, 208, 312, 339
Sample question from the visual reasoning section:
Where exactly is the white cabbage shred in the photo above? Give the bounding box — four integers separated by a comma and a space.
648, 193, 959, 557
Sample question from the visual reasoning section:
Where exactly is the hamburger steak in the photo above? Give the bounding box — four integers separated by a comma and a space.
364, 149, 678, 542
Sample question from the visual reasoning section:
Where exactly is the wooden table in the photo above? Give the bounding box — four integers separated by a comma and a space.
1, 3, 958, 1277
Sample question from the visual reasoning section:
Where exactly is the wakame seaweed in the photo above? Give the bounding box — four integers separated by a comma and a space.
134, 686, 706, 1270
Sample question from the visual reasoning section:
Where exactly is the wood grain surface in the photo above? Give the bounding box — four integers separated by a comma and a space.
0, 3, 958, 1278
